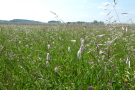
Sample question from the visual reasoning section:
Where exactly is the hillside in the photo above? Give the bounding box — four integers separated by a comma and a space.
10, 19, 43, 23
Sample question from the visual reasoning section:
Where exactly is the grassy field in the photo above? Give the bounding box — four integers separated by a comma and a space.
0, 23, 135, 90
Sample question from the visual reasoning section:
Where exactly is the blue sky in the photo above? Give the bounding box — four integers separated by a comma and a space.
0, 0, 135, 23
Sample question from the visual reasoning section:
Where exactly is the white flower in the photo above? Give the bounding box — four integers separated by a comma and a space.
46, 53, 50, 60
54, 66, 61, 72
54, 67, 59, 72
122, 26, 124, 30
25, 45, 29, 47
126, 27, 128, 32
19, 41, 22, 44
71, 40, 76, 42
126, 57, 130, 68
79, 45, 84, 53
102, 55, 105, 60
68, 47, 70, 52
80, 38, 84, 45
46, 61, 49, 67
47, 44, 51, 49
98, 34, 105, 37
77, 50, 81, 58
99, 50, 104, 54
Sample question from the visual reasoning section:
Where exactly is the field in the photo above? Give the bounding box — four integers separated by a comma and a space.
0, 23, 135, 90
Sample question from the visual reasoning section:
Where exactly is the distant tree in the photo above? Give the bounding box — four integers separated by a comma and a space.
48, 20, 61, 23
99, 21, 104, 24
10, 19, 42, 23
92, 20, 104, 24
93, 20, 98, 24
76, 21, 86, 24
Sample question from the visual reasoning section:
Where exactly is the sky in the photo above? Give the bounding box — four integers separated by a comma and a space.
0, 0, 135, 23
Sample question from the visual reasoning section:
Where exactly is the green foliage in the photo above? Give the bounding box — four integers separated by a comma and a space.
48, 20, 61, 23
76, 21, 86, 24
92, 20, 104, 24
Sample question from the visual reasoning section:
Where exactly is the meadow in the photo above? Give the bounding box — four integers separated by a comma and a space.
0, 23, 135, 90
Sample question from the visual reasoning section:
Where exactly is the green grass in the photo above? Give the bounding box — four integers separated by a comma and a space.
0, 23, 135, 90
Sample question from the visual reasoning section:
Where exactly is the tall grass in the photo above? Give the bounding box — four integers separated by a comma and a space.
0, 23, 135, 89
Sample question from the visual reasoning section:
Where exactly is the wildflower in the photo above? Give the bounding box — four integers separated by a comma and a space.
108, 83, 112, 85
54, 66, 61, 72
79, 45, 84, 53
124, 79, 128, 82
46, 61, 49, 67
102, 55, 105, 60
5, 52, 10, 56
125, 70, 130, 74
126, 57, 130, 68
99, 50, 104, 54
111, 65, 115, 68
25, 45, 29, 47
126, 27, 128, 32
54, 67, 59, 72
19, 41, 21, 44
122, 26, 124, 30
125, 75, 129, 78
33, 71, 39, 75
134, 71, 135, 78
47, 44, 51, 49
46, 53, 50, 60
130, 84, 134, 88
37, 57, 41, 61
71, 40, 76, 42
80, 38, 84, 45
98, 34, 105, 37
88, 86, 93, 90
77, 50, 81, 58
88, 62, 93, 64
22, 57, 25, 59
68, 47, 70, 52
